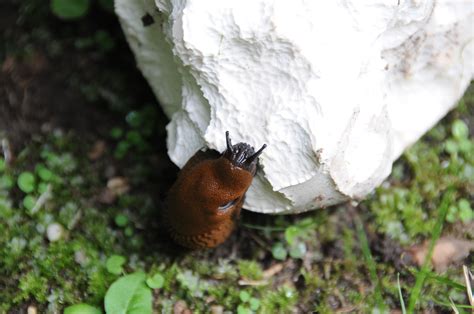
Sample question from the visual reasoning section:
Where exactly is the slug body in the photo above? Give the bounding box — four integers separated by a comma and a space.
164, 132, 266, 249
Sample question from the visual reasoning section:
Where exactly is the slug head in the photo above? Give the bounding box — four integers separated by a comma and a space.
165, 132, 266, 249
222, 131, 267, 176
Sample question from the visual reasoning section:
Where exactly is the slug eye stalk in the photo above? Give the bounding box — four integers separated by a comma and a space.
223, 131, 266, 173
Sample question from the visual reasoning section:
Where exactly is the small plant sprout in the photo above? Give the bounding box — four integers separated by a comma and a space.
106, 255, 127, 275
17, 172, 35, 193
146, 273, 165, 289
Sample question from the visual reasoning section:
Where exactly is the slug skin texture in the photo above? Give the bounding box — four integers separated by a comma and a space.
164, 132, 266, 249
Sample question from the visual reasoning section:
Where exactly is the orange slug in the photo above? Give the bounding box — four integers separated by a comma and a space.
164, 131, 266, 249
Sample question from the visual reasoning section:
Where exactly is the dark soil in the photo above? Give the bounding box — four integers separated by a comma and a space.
0, 0, 157, 151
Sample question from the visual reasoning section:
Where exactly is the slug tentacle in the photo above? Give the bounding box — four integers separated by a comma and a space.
164, 131, 266, 249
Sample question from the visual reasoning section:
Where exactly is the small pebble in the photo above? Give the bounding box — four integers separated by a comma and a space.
46, 223, 64, 242
27, 305, 37, 314
210, 305, 223, 314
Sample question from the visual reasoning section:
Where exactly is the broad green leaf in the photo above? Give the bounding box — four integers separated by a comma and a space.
64, 303, 102, 314
104, 272, 152, 314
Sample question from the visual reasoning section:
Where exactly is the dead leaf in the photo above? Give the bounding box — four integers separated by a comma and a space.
2, 56, 15, 73
88, 140, 106, 160
407, 237, 474, 272
210, 305, 223, 314
238, 278, 268, 286
107, 177, 130, 196
263, 263, 284, 279
1, 138, 14, 165
173, 300, 192, 314
238, 263, 285, 286
98, 188, 116, 204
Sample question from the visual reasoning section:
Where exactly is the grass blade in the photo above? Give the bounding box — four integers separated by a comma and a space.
463, 265, 473, 307
397, 273, 407, 314
355, 216, 385, 312
406, 190, 454, 313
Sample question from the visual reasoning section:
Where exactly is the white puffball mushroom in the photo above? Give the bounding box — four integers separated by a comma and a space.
46, 223, 64, 242
115, 0, 474, 214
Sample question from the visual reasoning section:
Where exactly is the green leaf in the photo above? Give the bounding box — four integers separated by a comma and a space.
271, 243, 288, 261
106, 255, 126, 275
114, 141, 130, 159
104, 272, 152, 314
284, 226, 300, 245
115, 214, 129, 227
146, 273, 164, 289
444, 139, 458, 154
51, 0, 90, 20
458, 199, 473, 223
457, 138, 472, 153
249, 298, 260, 311
110, 127, 123, 139
0, 158, 5, 172
126, 111, 143, 128
64, 303, 102, 314
451, 119, 468, 140
124, 227, 134, 237
0, 175, 14, 189
446, 205, 458, 223
36, 164, 54, 182
17, 172, 35, 193
239, 290, 250, 302
23, 195, 36, 211
289, 242, 307, 259
237, 305, 251, 314
38, 182, 49, 194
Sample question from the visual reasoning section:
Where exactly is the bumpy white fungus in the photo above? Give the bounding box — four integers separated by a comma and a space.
116, 0, 473, 213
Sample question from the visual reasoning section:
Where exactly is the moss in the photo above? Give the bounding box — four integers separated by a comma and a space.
369, 115, 474, 243
237, 260, 264, 281
260, 285, 298, 313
